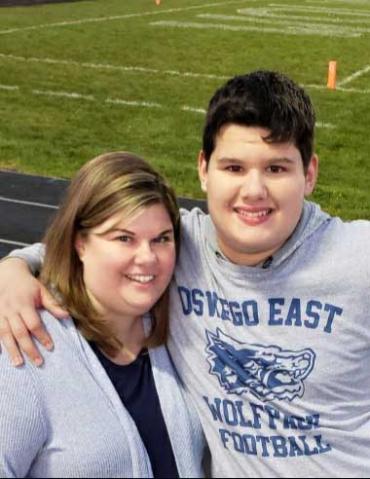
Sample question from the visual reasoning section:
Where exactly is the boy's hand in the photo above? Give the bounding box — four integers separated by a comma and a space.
0, 258, 69, 366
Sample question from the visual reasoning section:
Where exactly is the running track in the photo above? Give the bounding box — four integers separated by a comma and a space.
0, 171, 206, 258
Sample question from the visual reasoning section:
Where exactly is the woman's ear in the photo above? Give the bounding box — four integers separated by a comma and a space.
74, 233, 86, 260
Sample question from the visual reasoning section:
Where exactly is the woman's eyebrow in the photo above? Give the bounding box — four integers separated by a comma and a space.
94, 227, 134, 237
156, 229, 174, 236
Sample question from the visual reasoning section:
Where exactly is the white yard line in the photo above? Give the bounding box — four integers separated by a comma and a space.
337, 86, 370, 94
0, 84, 19, 91
316, 122, 335, 129
33, 89, 95, 101
0, 82, 347, 124
308, 0, 370, 4
304, 83, 370, 94
0, 53, 228, 82
105, 98, 162, 108
181, 106, 207, 114
0, 0, 253, 36
269, 4, 370, 17
337, 65, 370, 87
198, 13, 370, 30
236, 8, 370, 24
0, 238, 30, 247
181, 106, 335, 128
0, 196, 58, 209
150, 20, 361, 37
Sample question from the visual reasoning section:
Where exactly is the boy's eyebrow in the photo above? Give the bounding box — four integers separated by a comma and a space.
216, 157, 245, 165
217, 156, 297, 164
265, 157, 296, 164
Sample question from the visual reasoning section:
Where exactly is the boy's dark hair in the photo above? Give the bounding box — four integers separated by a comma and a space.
202, 70, 316, 171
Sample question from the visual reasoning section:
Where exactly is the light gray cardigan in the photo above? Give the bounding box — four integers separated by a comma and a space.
0, 311, 206, 478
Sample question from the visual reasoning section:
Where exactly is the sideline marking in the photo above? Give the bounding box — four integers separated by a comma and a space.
0, 53, 228, 82
0, 238, 30, 247
0, 0, 253, 36
150, 20, 361, 37
337, 65, 370, 87
0, 196, 58, 209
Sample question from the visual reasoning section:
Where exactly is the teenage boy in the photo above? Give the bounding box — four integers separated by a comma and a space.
1, 71, 370, 477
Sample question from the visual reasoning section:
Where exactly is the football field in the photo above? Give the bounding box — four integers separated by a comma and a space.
0, 0, 369, 218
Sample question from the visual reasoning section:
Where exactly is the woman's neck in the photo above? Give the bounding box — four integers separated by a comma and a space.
102, 312, 146, 365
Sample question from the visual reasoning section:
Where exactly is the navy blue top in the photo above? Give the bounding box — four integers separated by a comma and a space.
90, 344, 180, 479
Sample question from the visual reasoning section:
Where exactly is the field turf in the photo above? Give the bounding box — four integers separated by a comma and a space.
0, 0, 369, 219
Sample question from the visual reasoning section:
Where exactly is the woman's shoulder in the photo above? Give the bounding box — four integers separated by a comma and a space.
0, 311, 76, 371
38, 309, 75, 336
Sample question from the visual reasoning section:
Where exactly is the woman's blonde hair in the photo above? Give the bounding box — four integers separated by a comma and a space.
41, 152, 180, 353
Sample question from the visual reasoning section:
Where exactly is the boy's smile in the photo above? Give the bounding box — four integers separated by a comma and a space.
199, 124, 318, 266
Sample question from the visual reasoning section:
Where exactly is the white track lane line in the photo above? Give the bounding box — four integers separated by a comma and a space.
0, 238, 30, 247
0, 196, 58, 209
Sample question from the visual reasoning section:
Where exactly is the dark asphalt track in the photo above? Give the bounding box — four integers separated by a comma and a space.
0, 171, 207, 258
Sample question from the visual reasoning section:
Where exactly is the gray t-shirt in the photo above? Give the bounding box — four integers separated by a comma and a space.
168, 201, 370, 478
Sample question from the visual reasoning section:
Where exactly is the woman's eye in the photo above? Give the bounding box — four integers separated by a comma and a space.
117, 235, 132, 243
154, 235, 171, 244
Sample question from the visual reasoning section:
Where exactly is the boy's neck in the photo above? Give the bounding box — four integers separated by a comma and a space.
217, 242, 280, 267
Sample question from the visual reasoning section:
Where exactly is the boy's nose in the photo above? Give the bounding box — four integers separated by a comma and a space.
240, 170, 268, 200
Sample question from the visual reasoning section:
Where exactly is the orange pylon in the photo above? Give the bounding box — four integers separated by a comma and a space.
327, 61, 337, 90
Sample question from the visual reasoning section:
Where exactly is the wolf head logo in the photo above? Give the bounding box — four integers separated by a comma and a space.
206, 329, 315, 402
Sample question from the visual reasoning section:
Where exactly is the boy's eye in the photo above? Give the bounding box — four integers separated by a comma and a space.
226, 165, 243, 173
268, 165, 285, 173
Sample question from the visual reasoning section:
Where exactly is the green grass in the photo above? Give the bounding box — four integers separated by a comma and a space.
0, 0, 369, 219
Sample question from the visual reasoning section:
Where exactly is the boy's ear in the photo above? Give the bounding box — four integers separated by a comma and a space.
198, 150, 208, 193
304, 154, 319, 196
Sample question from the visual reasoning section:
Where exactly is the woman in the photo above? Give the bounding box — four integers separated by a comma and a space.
0, 152, 207, 478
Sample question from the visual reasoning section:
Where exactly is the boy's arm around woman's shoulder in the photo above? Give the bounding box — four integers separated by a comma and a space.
0, 244, 69, 367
